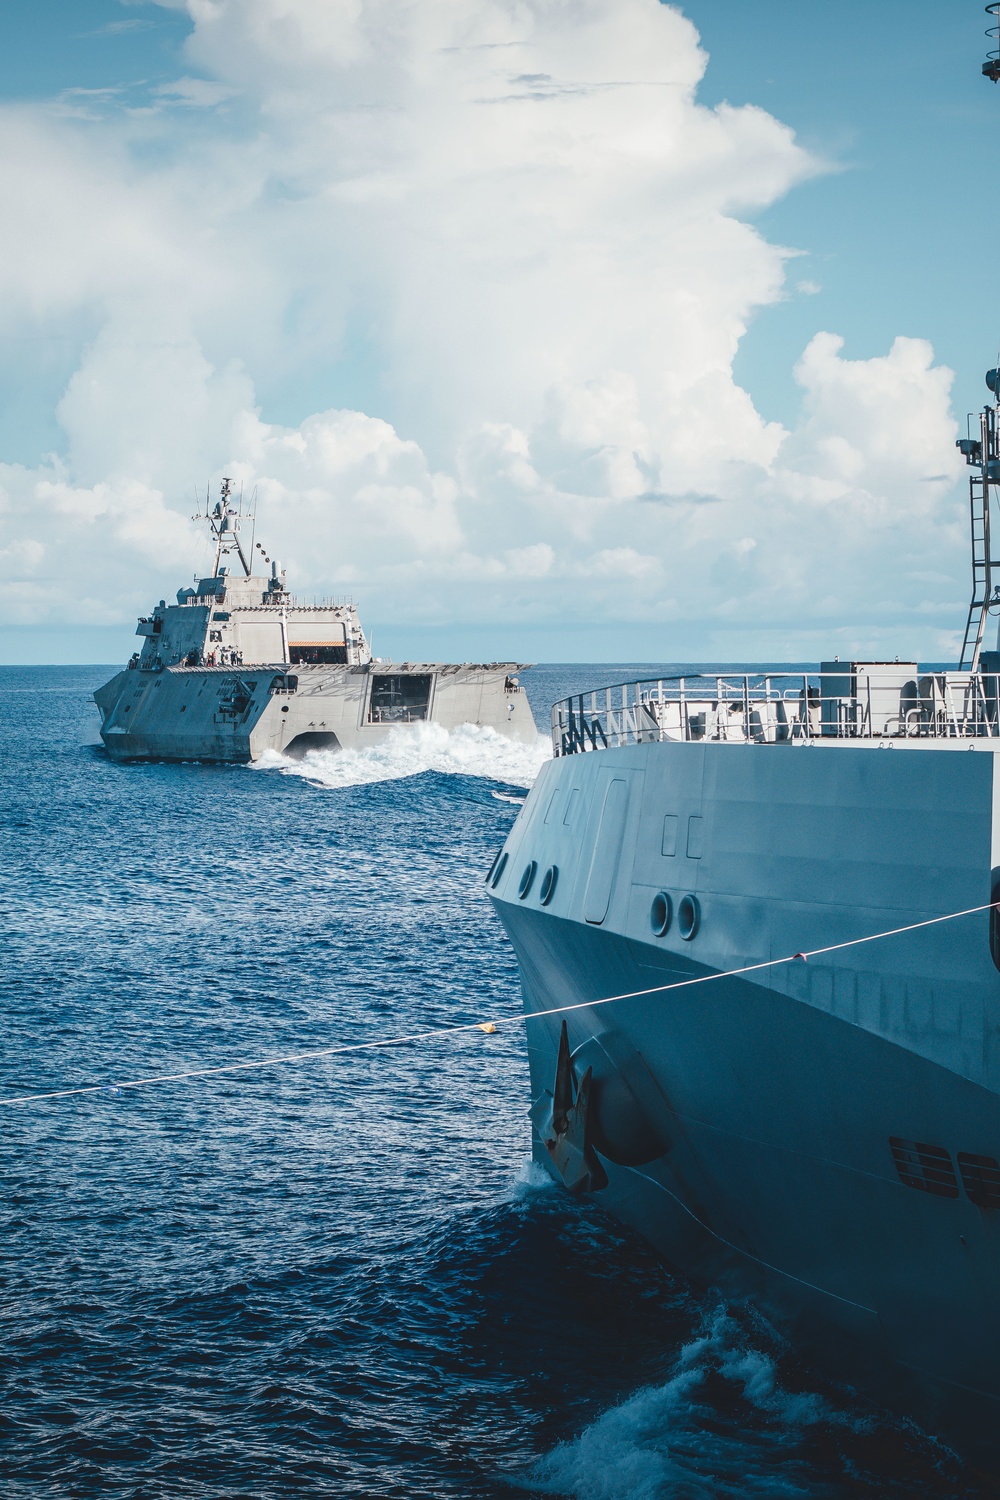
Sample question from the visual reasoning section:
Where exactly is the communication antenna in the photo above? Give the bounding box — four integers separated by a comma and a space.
985, 3, 1000, 79
248, 485, 259, 562
190, 476, 253, 579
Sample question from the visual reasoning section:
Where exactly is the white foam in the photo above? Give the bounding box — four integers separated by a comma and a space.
253, 721, 551, 791
510, 1157, 557, 1199
530, 1308, 838, 1500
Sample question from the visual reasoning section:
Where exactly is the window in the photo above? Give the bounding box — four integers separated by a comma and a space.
289, 644, 348, 665
368, 673, 433, 723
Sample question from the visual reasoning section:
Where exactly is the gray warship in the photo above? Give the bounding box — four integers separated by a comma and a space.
489, 370, 1000, 1461
488, 13, 1000, 1448
94, 480, 536, 761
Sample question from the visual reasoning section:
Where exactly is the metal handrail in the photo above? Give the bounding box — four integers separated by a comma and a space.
550, 670, 1000, 755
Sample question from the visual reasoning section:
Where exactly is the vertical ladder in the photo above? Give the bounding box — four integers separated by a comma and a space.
960, 472, 992, 670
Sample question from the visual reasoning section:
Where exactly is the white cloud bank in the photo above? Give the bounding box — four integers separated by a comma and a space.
0, 0, 968, 657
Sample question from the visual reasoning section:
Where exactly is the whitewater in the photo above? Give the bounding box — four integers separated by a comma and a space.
253, 719, 551, 792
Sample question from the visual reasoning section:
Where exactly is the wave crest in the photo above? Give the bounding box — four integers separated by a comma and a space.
254, 720, 551, 790
529, 1309, 870, 1500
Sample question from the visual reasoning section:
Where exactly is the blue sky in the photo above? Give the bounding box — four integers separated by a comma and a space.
0, 0, 996, 664
690, 1, 999, 431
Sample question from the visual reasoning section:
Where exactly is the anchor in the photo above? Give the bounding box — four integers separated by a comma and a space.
531, 1020, 609, 1194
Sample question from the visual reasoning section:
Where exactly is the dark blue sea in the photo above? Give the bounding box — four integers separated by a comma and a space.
0, 664, 990, 1498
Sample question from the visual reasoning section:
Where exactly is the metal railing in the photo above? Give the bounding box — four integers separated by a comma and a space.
551, 670, 1000, 756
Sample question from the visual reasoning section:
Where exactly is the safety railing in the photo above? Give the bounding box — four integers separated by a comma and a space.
551, 670, 1000, 756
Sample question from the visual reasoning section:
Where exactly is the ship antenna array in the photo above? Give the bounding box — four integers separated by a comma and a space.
191, 476, 254, 579
985, 3, 1000, 80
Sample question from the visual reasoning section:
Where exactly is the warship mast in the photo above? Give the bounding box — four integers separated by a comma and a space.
953, 7, 1000, 669
196, 477, 253, 579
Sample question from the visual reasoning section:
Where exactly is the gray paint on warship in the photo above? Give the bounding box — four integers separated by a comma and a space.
94, 479, 536, 761
486, 358, 1000, 1469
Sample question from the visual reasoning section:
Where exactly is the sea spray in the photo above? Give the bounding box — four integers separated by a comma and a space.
252, 719, 551, 791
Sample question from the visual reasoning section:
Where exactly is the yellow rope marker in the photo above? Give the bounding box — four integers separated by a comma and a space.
478, 1022, 498, 1034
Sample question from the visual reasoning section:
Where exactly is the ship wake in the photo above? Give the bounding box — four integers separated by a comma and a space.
253, 720, 551, 790
529, 1307, 958, 1500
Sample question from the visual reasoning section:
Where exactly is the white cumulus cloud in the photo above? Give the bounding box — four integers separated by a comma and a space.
0, 0, 970, 660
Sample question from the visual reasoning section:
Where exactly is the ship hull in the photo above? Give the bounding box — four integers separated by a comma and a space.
94, 661, 536, 762
490, 737, 1000, 1464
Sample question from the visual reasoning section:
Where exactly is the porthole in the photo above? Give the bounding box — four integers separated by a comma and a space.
490, 852, 508, 889
518, 861, 538, 899
650, 891, 672, 937
678, 894, 700, 941
539, 865, 558, 906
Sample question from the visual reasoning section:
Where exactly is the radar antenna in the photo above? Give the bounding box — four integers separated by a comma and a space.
192, 477, 253, 579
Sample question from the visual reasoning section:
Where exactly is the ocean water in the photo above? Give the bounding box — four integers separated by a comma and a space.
0, 663, 989, 1498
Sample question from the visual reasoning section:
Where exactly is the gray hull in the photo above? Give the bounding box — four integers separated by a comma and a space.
490, 737, 1000, 1463
95, 660, 537, 762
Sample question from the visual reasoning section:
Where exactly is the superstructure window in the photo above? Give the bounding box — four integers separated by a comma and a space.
289, 644, 348, 664
368, 673, 433, 724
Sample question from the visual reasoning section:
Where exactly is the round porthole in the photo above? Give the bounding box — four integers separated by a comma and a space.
518, 860, 538, 899
650, 891, 672, 937
539, 865, 558, 906
490, 851, 508, 889
678, 894, 700, 940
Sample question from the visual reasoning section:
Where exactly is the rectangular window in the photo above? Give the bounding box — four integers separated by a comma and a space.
661, 814, 678, 856
289, 644, 348, 664
687, 815, 704, 859
368, 673, 433, 723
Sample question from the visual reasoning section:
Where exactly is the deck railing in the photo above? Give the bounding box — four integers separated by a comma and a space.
550, 670, 1000, 756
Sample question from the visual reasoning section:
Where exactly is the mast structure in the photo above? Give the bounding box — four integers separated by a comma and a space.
955, 12, 1000, 669
956, 381, 1000, 671
194, 477, 253, 580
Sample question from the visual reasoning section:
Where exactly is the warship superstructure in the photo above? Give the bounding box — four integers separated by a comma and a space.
95, 480, 535, 761
488, 40, 1000, 1448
